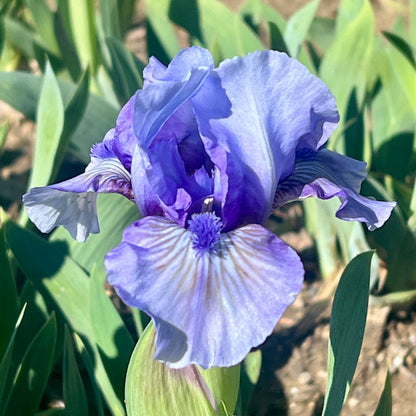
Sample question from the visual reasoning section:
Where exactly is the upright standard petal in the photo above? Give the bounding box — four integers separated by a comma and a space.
274, 149, 396, 230
134, 47, 214, 147
105, 215, 304, 369
23, 130, 133, 242
193, 50, 339, 230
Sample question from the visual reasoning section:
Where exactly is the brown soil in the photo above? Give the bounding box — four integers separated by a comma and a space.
1, 1, 415, 415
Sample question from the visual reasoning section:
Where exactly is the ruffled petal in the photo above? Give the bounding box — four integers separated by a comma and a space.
194, 50, 339, 229
23, 188, 98, 242
134, 47, 214, 147
274, 149, 395, 230
106, 216, 304, 369
23, 143, 133, 241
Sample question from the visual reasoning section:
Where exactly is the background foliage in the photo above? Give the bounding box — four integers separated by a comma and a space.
0, 0, 414, 414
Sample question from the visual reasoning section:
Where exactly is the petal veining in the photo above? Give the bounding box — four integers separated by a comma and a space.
105, 216, 304, 368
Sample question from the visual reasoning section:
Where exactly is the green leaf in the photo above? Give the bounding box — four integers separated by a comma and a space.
4, 313, 57, 416
27, 61, 64, 190
373, 370, 392, 416
322, 251, 373, 416
197, 0, 264, 58
51, 67, 90, 180
320, 0, 374, 120
0, 120, 7, 154
104, 37, 144, 104
126, 324, 240, 416
362, 177, 416, 292
0, 71, 118, 163
0, 305, 27, 411
239, 0, 286, 35
26, 0, 60, 56
63, 326, 89, 416
0, 222, 18, 361
98, 0, 121, 38
283, 0, 320, 57
3, 16, 36, 60
89, 265, 134, 400
238, 350, 262, 415
168, 0, 203, 42
53, 8, 82, 81
67, 0, 98, 73
383, 31, 416, 69
145, 0, 180, 63
4, 221, 126, 416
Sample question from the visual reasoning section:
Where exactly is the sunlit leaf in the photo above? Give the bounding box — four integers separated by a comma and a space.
26, 61, 64, 190
4, 313, 57, 416
320, 0, 374, 120
283, 0, 320, 58
0, 71, 118, 163
373, 370, 392, 416
126, 323, 240, 416
0, 219, 18, 361
26, 0, 60, 56
63, 326, 89, 416
67, 0, 98, 73
0, 305, 27, 411
89, 265, 134, 400
322, 251, 373, 416
4, 222, 126, 416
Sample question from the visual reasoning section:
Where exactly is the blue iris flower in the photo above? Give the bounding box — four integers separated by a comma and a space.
23, 47, 395, 369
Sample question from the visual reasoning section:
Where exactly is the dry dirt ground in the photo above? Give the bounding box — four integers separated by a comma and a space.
1, 1, 415, 415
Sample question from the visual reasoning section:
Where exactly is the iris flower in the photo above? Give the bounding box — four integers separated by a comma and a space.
23, 47, 395, 369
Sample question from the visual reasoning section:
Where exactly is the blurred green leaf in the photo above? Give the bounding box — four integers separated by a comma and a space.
304, 198, 341, 279
0, 225, 18, 362
283, 0, 320, 58
344, 89, 365, 162
374, 370, 392, 416
0, 305, 26, 412
197, 0, 264, 58
385, 41, 416, 114
383, 31, 416, 68
105, 37, 144, 104
27, 61, 64, 190
0, 121, 7, 152
26, 0, 60, 56
54, 8, 82, 81
98, 0, 121, 38
322, 251, 373, 416
269, 22, 288, 53
3, 16, 36, 59
168, 0, 203, 42
67, 0, 98, 73
239, 0, 286, 35
4, 222, 126, 416
374, 132, 414, 182
0, 71, 118, 163
90, 265, 134, 400
4, 313, 57, 416
63, 326, 89, 416
363, 177, 416, 293
51, 67, 90, 180
237, 350, 262, 415
308, 17, 336, 54
146, 0, 180, 63
36, 409, 65, 416
126, 324, 240, 416
320, 0, 374, 120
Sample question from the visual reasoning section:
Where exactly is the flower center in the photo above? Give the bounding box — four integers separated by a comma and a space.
188, 212, 223, 253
